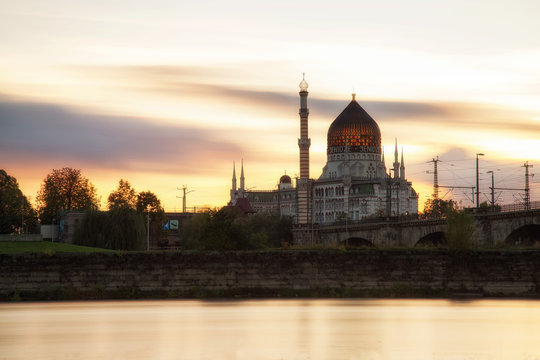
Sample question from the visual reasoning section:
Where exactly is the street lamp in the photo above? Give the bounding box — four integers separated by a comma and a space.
476, 153, 485, 208
146, 212, 150, 251
486, 169, 500, 211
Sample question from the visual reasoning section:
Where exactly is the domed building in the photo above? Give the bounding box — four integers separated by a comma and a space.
313, 94, 418, 224
229, 75, 418, 224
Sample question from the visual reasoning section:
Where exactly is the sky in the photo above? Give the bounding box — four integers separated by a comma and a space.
1, 0, 539, 212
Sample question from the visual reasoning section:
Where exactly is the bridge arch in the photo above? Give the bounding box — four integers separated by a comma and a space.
342, 237, 375, 248
415, 231, 447, 248
504, 224, 540, 246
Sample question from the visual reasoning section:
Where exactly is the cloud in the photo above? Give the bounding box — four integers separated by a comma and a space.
0, 99, 242, 175
71, 65, 540, 137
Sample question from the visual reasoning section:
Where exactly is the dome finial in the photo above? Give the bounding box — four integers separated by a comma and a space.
299, 73, 308, 92
352, 93, 356, 101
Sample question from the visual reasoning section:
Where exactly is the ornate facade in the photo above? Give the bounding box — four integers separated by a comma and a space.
229, 76, 418, 224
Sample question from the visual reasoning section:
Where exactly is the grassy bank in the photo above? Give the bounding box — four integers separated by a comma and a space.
0, 241, 115, 254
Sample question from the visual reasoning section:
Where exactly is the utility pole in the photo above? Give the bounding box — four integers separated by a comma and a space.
476, 153, 485, 208
427, 157, 440, 199
486, 170, 495, 210
523, 161, 534, 210
177, 185, 194, 213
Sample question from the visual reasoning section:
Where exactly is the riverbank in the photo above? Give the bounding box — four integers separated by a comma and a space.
2, 249, 539, 301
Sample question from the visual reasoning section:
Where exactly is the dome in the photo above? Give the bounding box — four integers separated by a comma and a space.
279, 174, 292, 184
327, 98, 381, 155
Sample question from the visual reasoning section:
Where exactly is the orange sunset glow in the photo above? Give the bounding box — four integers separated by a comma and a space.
1, 0, 539, 211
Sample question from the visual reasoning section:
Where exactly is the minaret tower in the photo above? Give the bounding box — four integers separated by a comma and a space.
297, 73, 311, 224
298, 73, 310, 179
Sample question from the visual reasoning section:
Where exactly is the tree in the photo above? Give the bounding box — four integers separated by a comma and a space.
181, 208, 293, 250
108, 179, 137, 210
445, 208, 476, 251
136, 190, 166, 244
136, 191, 163, 214
36, 167, 99, 224
74, 208, 146, 250
0, 170, 38, 233
421, 198, 457, 219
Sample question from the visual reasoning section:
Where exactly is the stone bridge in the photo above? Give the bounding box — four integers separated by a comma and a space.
293, 209, 540, 247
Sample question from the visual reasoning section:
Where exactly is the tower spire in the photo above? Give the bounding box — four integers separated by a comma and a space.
400, 146, 405, 180
232, 161, 237, 191
240, 159, 245, 191
393, 138, 400, 179
230, 161, 237, 204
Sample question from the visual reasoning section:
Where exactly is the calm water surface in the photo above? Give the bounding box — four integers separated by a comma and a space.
1, 299, 540, 360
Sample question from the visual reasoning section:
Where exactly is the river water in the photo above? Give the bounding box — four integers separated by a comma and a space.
1, 299, 539, 360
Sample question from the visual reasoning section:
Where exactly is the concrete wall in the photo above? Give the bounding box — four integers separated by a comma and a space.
1, 251, 539, 300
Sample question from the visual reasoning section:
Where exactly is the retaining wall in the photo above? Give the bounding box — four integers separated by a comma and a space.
1, 250, 539, 300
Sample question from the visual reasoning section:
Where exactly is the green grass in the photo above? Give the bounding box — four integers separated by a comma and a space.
0, 241, 115, 254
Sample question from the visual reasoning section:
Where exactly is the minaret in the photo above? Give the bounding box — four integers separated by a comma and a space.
297, 73, 311, 224
400, 147, 405, 180
298, 73, 310, 179
393, 138, 400, 179
230, 161, 237, 203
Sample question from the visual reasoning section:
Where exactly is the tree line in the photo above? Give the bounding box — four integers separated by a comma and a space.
0, 168, 165, 248
0, 167, 293, 251
1, 167, 490, 251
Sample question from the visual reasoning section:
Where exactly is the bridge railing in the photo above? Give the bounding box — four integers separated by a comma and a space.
499, 201, 540, 212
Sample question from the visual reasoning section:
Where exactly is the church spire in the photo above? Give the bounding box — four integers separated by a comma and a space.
232, 161, 237, 191
400, 147, 405, 180
393, 138, 400, 179
230, 161, 237, 204
240, 159, 245, 191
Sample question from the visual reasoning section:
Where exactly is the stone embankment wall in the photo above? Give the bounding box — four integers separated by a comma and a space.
0, 234, 42, 242
1, 250, 539, 300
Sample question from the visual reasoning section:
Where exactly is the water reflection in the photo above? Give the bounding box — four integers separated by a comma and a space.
1, 299, 539, 360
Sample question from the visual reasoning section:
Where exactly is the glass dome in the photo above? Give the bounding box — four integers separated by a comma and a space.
327, 98, 381, 155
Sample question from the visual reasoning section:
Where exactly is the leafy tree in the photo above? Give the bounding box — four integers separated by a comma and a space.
477, 201, 501, 213
445, 208, 476, 251
240, 213, 293, 248
36, 167, 99, 223
108, 179, 136, 210
421, 198, 457, 219
0, 170, 39, 233
136, 190, 166, 243
181, 208, 293, 250
74, 208, 146, 250
181, 212, 211, 249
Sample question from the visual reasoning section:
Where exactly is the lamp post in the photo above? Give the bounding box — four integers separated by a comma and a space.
476, 153, 484, 208
146, 212, 150, 251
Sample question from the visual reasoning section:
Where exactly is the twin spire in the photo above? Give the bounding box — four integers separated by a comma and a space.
231, 159, 245, 192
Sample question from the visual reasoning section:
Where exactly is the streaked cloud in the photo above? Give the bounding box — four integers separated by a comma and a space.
0, 99, 241, 175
